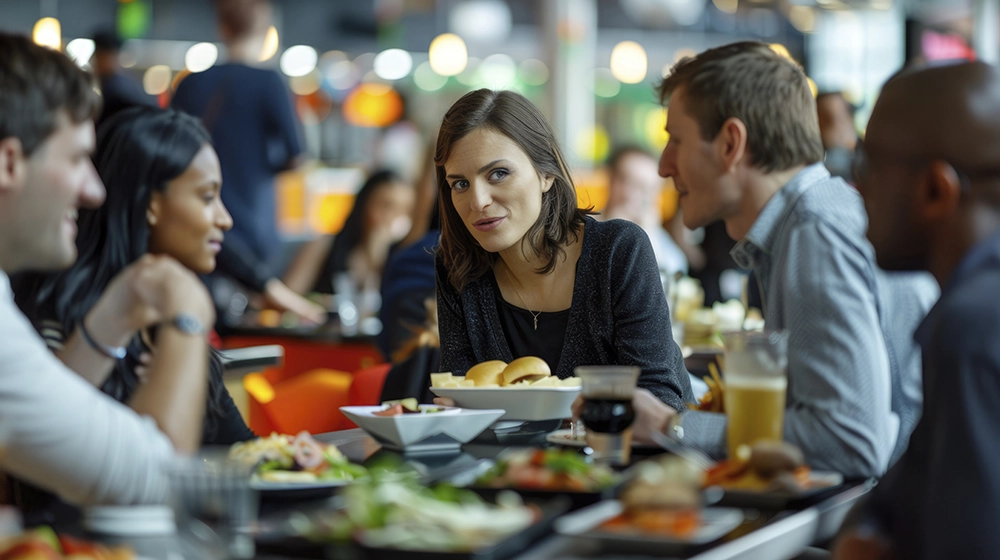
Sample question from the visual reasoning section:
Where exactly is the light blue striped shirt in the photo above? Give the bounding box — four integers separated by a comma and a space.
684, 163, 938, 478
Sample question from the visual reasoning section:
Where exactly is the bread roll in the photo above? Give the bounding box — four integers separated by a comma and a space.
502, 356, 551, 385
465, 360, 508, 387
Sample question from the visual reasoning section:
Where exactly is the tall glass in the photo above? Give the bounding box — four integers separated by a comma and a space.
722, 330, 789, 459
575, 365, 640, 466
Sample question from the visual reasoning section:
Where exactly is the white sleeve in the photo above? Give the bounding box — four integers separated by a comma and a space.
0, 284, 176, 505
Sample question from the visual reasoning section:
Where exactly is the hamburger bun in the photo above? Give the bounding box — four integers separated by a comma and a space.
464, 360, 507, 387
502, 356, 551, 386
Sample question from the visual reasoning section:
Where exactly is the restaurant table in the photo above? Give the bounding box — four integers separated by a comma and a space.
251, 428, 872, 560
45, 426, 870, 560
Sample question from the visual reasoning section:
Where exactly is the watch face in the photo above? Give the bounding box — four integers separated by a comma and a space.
174, 314, 205, 335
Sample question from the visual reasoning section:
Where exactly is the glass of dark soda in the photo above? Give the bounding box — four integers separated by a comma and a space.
575, 365, 640, 466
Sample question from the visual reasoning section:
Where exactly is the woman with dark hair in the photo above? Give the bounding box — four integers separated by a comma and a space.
434, 89, 692, 433
15, 106, 253, 446
285, 170, 414, 299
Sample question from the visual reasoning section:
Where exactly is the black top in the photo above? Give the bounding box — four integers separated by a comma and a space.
436, 217, 693, 411
494, 278, 570, 374
172, 64, 302, 271
861, 229, 1000, 559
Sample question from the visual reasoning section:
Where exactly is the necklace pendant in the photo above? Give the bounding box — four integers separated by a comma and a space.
533, 316, 538, 330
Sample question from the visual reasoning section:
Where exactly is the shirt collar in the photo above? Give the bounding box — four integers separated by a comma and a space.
730, 163, 831, 270
914, 227, 1000, 347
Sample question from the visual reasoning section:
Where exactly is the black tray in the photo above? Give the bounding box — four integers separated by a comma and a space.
465, 483, 620, 511
256, 496, 570, 560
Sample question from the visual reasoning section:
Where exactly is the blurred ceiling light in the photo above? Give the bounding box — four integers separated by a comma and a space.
119, 40, 138, 68
343, 83, 404, 127
413, 60, 448, 91
280, 45, 318, 77
456, 57, 482, 86
185, 42, 218, 73
610, 41, 647, 84
450, 0, 512, 43
593, 68, 621, 98
789, 6, 816, 33
479, 53, 516, 89
66, 38, 95, 66
769, 43, 793, 60
373, 48, 413, 81
519, 59, 549, 86
870, 0, 892, 9
325, 60, 359, 90
143, 65, 172, 95
320, 50, 348, 66
428, 33, 468, 76
712, 0, 739, 15
259, 25, 279, 62
353, 52, 377, 75
33, 17, 61, 50
289, 70, 322, 96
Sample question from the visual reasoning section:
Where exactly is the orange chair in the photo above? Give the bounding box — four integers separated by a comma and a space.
244, 368, 353, 435
342, 363, 392, 429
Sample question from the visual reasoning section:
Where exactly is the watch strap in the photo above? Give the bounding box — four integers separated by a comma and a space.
80, 319, 127, 360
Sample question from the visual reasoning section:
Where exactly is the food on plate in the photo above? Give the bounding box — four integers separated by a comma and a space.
600, 455, 704, 537
464, 360, 508, 386
690, 362, 725, 413
704, 441, 811, 493
228, 431, 367, 483
430, 357, 582, 389
476, 448, 618, 492
371, 399, 447, 416
0, 527, 133, 560
303, 466, 537, 552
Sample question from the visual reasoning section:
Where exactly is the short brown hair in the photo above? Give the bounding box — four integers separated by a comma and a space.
658, 41, 823, 173
435, 89, 592, 292
0, 33, 101, 156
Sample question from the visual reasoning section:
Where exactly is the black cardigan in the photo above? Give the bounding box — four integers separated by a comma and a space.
436, 217, 693, 411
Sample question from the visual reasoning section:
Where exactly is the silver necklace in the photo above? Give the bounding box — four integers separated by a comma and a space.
504, 266, 542, 330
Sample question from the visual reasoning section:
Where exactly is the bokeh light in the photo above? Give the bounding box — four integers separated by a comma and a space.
259, 25, 279, 62
594, 68, 621, 98
373, 48, 413, 81
32, 18, 61, 50
343, 83, 404, 127
479, 53, 517, 89
428, 33, 468, 77
519, 59, 549, 86
610, 41, 647, 84
66, 38, 95, 66
143, 65, 172, 96
280, 45, 318, 77
185, 42, 218, 73
413, 61, 448, 91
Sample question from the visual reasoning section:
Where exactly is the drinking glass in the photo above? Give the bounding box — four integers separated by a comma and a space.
722, 330, 789, 459
169, 448, 259, 559
574, 365, 640, 466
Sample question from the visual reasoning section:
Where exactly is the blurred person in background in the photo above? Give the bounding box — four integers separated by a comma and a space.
635, 42, 937, 478
378, 146, 441, 363
89, 30, 156, 130
172, 0, 324, 326
433, 89, 692, 418
284, 170, 415, 303
835, 61, 1000, 560
816, 92, 858, 182
603, 146, 688, 278
12, 106, 254, 515
0, 33, 212, 510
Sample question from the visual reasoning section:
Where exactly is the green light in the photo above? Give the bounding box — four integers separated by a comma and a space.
118, 1, 150, 39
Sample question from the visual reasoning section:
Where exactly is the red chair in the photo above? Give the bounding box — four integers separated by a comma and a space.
244, 368, 353, 435
342, 363, 392, 429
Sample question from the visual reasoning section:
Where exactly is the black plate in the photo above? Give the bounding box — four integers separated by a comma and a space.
464, 483, 620, 511
256, 497, 569, 560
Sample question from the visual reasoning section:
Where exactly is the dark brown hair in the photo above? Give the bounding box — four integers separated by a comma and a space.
0, 33, 101, 156
658, 41, 824, 173
216, 0, 270, 40
435, 89, 591, 292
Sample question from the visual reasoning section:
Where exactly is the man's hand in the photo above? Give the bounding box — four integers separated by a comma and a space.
832, 527, 893, 560
262, 278, 327, 325
571, 388, 677, 445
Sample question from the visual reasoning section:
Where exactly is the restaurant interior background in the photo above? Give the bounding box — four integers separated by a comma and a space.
0, 0, 991, 241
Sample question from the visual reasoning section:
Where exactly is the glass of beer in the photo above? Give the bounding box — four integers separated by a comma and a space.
721, 330, 789, 459
575, 365, 640, 466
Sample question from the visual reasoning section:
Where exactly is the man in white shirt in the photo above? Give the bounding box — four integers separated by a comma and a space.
0, 33, 215, 505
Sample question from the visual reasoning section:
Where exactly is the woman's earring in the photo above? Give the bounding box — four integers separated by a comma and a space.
147, 212, 157, 226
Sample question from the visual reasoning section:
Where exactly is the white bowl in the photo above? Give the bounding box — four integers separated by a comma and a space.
430, 386, 581, 421
340, 405, 505, 452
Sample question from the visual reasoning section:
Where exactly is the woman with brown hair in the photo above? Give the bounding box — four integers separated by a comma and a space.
434, 89, 692, 418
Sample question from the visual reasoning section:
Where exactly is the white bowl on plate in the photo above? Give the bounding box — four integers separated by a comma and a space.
430, 386, 581, 421
340, 405, 505, 452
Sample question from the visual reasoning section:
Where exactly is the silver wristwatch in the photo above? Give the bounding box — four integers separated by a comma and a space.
165, 313, 207, 336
